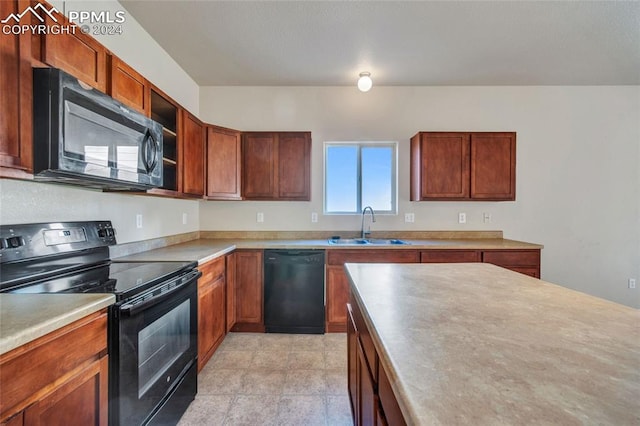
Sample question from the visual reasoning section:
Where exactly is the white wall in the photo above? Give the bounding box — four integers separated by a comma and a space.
0, 0, 201, 243
52, 0, 199, 114
198, 86, 640, 309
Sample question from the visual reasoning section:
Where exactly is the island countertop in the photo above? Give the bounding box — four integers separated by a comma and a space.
345, 262, 640, 425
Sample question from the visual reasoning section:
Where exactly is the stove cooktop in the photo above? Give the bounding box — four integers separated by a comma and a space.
5, 261, 197, 301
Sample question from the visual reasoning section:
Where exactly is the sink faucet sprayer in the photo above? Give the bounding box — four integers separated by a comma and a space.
361, 206, 376, 239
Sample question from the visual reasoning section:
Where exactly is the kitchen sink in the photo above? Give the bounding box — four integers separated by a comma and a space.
327, 238, 410, 245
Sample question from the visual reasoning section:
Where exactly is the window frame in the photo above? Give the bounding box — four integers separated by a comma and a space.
323, 141, 398, 215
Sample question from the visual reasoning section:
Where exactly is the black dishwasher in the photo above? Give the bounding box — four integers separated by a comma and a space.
264, 250, 325, 334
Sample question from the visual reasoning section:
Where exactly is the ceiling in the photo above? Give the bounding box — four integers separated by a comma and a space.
120, 1, 640, 87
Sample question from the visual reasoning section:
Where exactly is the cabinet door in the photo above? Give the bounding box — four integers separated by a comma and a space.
242, 132, 276, 199
470, 133, 516, 200
234, 250, 264, 331
207, 127, 242, 199
181, 111, 205, 196
0, 0, 32, 175
378, 362, 407, 426
346, 304, 358, 425
109, 55, 149, 115
40, 9, 107, 92
411, 132, 470, 200
277, 132, 311, 200
326, 265, 349, 333
357, 340, 377, 426
23, 356, 108, 426
225, 252, 237, 332
198, 257, 226, 371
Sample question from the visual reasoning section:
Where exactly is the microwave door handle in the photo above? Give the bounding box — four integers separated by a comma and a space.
141, 130, 158, 173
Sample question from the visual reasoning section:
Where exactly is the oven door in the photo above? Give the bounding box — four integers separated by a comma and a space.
110, 269, 199, 426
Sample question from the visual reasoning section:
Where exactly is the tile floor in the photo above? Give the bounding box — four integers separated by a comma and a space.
178, 332, 353, 426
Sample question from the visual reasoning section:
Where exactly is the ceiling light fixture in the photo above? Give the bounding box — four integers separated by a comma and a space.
357, 72, 372, 92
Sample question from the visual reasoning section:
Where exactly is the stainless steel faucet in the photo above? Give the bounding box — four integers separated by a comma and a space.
361, 206, 376, 239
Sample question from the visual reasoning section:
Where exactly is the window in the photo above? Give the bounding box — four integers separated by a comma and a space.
324, 142, 397, 214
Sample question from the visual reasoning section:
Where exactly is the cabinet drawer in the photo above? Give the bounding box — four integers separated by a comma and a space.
327, 249, 419, 266
199, 256, 225, 289
482, 250, 540, 266
420, 250, 481, 263
0, 311, 107, 419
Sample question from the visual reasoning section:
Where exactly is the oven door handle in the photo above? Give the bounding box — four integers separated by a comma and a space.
120, 269, 202, 316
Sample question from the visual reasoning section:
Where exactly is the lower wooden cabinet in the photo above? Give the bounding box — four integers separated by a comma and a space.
482, 249, 540, 278
0, 310, 109, 425
347, 301, 404, 426
198, 256, 227, 372
326, 250, 420, 332
232, 250, 264, 332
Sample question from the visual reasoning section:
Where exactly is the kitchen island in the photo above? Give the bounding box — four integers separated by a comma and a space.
345, 263, 639, 425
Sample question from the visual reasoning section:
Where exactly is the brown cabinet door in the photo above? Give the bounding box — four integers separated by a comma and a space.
357, 340, 377, 426
420, 250, 481, 263
207, 126, 242, 199
225, 252, 237, 332
470, 133, 516, 200
198, 257, 226, 371
326, 265, 349, 333
378, 362, 407, 426
234, 250, 264, 331
0, 0, 32, 174
242, 132, 277, 198
277, 132, 311, 200
411, 132, 470, 200
23, 356, 108, 426
109, 55, 149, 115
347, 304, 358, 425
40, 8, 107, 92
181, 111, 205, 196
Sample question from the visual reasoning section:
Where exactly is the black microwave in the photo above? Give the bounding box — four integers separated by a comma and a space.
32, 68, 163, 190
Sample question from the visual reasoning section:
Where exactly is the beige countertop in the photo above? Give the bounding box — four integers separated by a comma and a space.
114, 237, 543, 264
345, 262, 640, 425
0, 293, 115, 356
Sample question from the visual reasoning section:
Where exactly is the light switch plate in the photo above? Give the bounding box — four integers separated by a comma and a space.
458, 212, 466, 224
257, 212, 264, 223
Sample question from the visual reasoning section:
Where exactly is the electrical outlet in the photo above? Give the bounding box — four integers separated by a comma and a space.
182, 213, 187, 225
311, 212, 318, 223
136, 214, 143, 229
404, 213, 415, 223
629, 278, 636, 289
256, 212, 264, 223
458, 212, 466, 224
483, 212, 492, 223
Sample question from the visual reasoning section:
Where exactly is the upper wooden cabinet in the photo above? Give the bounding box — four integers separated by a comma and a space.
242, 132, 311, 200
181, 112, 206, 196
148, 86, 181, 195
109, 55, 150, 115
36, 5, 107, 92
0, 0, 33, 176
207, 126, 242, 200
410, 132, 516, 201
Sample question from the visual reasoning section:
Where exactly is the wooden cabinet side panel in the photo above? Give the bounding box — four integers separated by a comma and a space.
234, 250, 264, 326
242, 133, 276, 198
181, 112, 205, 196
346, 304, 358, 425
409, 133, 422, 201
207, 127, 242, 199
277, 132, 311, 200
225, 252, 237, 332
110, 56, 149, 115
41, 10, 106, 92
326, 266, 349, 332
420, 133, 470, 199
470, 133, 516, 200
357, 340, 377, 426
